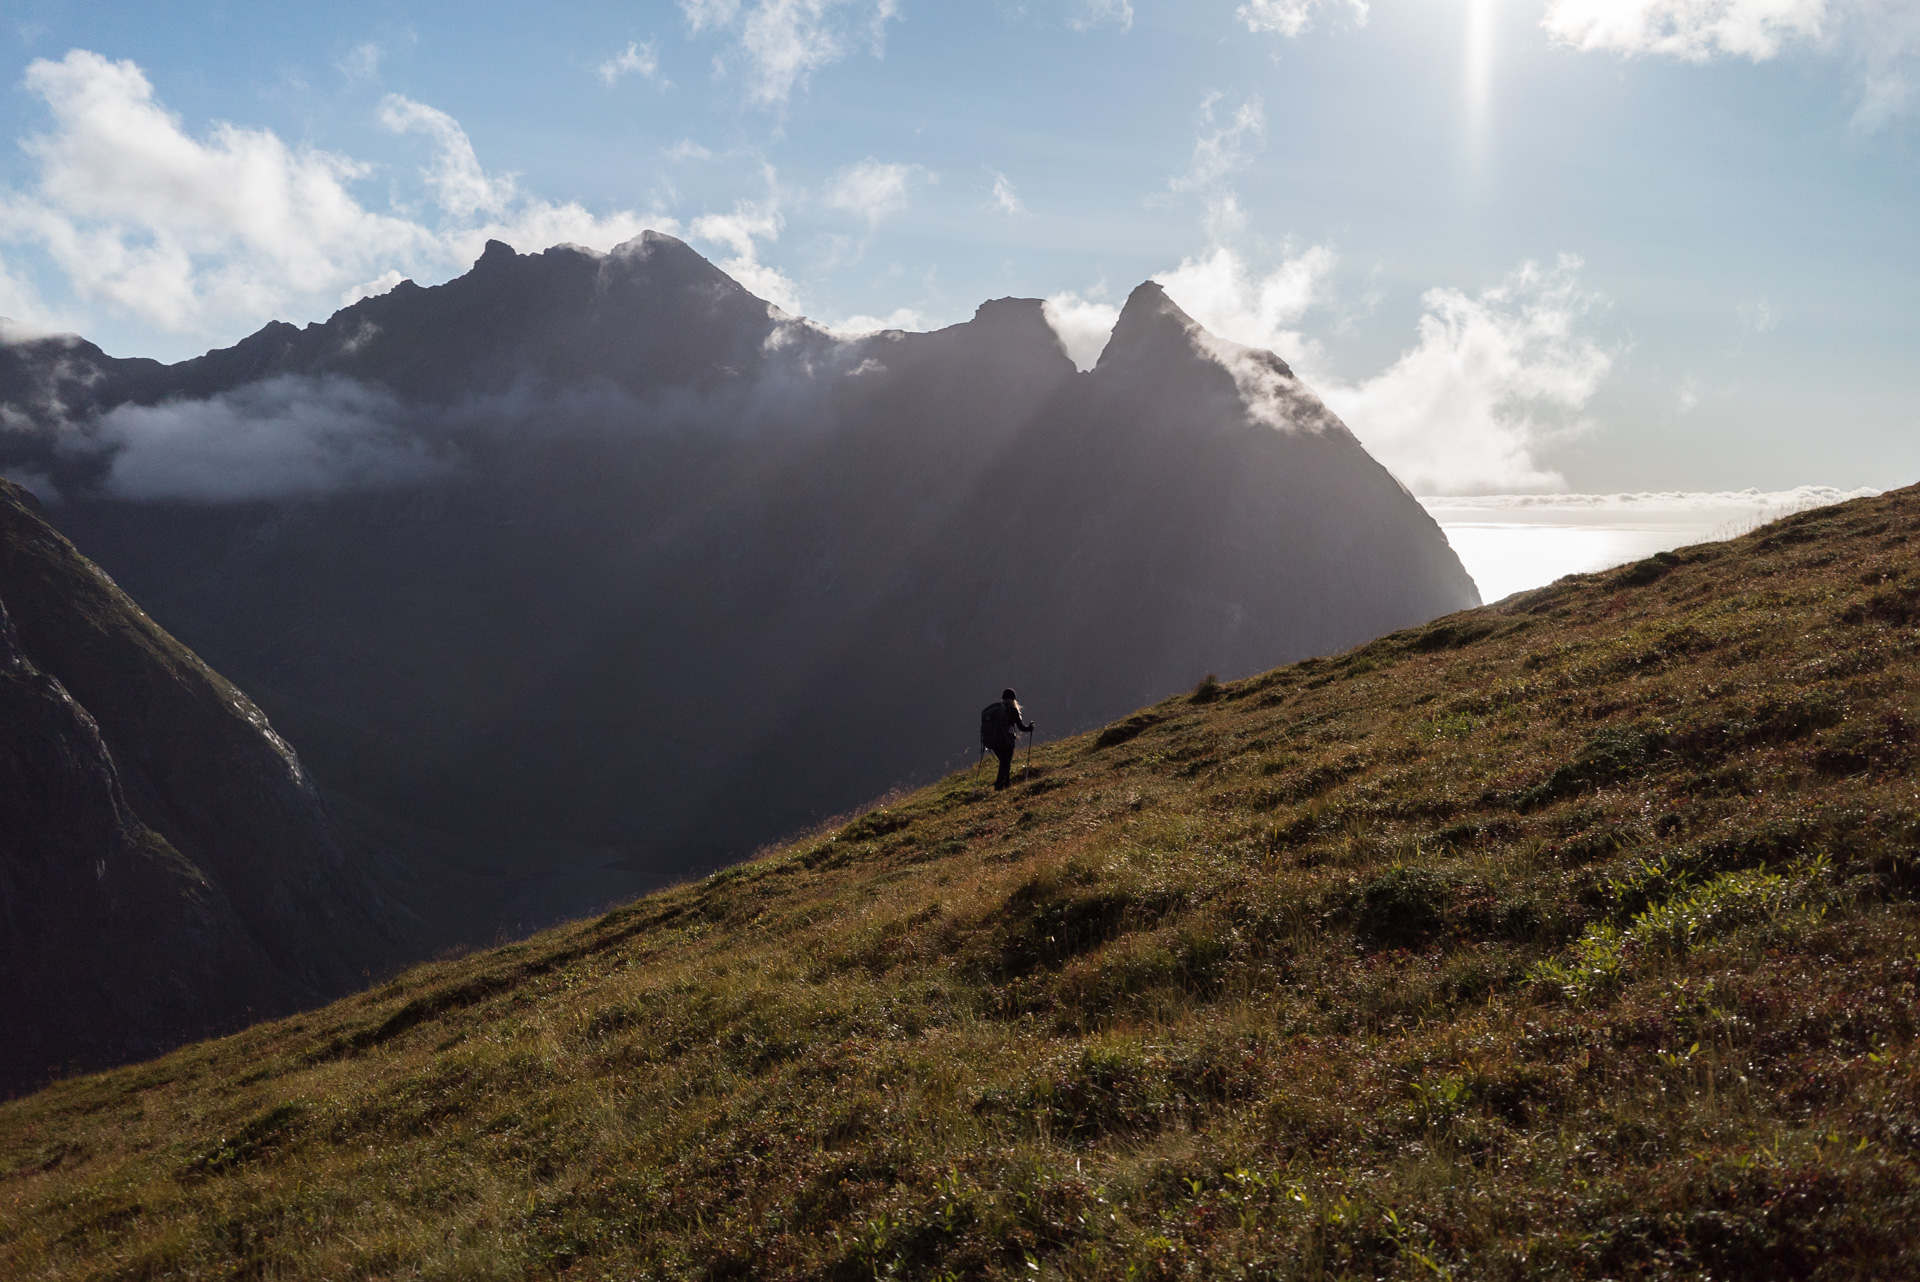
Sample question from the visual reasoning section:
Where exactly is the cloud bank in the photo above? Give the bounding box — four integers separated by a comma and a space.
0, 50, 674, 341
1419, 486, 1880, 517
91, 376, 447, 502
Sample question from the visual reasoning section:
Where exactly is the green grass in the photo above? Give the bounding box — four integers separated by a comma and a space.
4, 490, 1920, 1279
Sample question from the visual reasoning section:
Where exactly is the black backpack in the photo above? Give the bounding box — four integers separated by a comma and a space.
980, 701, 1012, 749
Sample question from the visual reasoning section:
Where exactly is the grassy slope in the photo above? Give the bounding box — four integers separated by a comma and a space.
3, 490, 1919, 1280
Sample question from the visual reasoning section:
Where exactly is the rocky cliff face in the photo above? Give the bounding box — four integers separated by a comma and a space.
0, 480, 413, 1096
2, 233, 1479, 934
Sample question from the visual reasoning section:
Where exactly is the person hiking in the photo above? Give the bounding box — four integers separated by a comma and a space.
980, 688, 1035, 791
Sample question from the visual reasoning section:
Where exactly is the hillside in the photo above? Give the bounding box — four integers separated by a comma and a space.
0, 478, 439, 1097
4, 234, 1476, 927
4, 488, 1917, 1278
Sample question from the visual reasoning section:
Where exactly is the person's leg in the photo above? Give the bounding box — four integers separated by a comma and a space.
994, 744, 1013, 789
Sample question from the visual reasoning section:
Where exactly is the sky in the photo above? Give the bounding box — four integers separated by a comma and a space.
0, 0, 1915, 498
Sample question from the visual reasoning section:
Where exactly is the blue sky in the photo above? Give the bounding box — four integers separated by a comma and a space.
1, 0, 1915, 495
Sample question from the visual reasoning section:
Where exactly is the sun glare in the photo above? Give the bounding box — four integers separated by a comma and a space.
1466, 0, 1496, 145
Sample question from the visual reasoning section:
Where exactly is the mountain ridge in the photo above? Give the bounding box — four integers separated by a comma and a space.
3, 233, 1480, 933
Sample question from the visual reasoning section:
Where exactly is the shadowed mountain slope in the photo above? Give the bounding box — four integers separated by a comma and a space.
2, 234, 1478, 933
2, 488, 1915, 1278
0, 479, 426, 1096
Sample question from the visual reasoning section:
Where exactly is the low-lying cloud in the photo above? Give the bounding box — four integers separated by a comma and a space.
1420, 486, 1881, 519
91, 376, 448, 502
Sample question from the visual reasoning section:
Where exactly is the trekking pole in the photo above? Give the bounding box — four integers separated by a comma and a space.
1024, 728, 1034, 782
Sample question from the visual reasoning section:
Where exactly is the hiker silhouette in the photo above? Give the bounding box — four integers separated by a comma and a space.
979, 688, 1035, 790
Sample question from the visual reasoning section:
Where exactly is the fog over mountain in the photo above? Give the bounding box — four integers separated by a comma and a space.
1, 232, 1478, 932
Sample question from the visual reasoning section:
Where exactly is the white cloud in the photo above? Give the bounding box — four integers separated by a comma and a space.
1316, 258, 1613, 494
1070, 0, 1135, 32
1154, 242, 1336, 365
0, 51, 675, 341
0, 250, 62, 333
989, 171, 1026, 216
1157, 246, 1613, 493
680, 0, 901, 107
666, 139, 715, 162
1237, 0, 1369, 38
598, 41, 664, 85
1541, 0, 1825, 61
1169, 94, 1266, 193
690, 191, 802, 312
377, 95, 508, 219
342, 269, 404, 306
825, 306, 924, 333
94, 375, 447, 501
823, 158, 924, 226
1542, 0, 1920, 126
1042, 293, 1121, 371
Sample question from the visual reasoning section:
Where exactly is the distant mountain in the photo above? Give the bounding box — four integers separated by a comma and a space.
0, 479, 427, 1096
1, 233, 1479, 932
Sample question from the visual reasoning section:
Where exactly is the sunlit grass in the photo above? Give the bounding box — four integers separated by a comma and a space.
2, 491, 1918, 1278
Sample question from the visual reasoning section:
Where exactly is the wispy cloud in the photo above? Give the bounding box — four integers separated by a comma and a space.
1237, 0, 1369, 38
1169, 93, 1265, 194
0, 51, 674, 338
338, 40, 385, 82
1542, 0, 1824, 61
1070, 0, 1134, 33
988, 171, 1026, 216
598, 40, 665, 86
1542, 0, 1920, 128
689, 179, 801, 311
823, 158, 925, 226
1737, 297, 1780, 331
680, 0, 900, 107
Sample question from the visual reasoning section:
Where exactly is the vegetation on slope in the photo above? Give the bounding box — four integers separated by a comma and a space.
4, 489, 1919, 1279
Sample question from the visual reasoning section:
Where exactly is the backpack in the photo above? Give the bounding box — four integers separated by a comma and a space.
980, 701, 1013, 749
